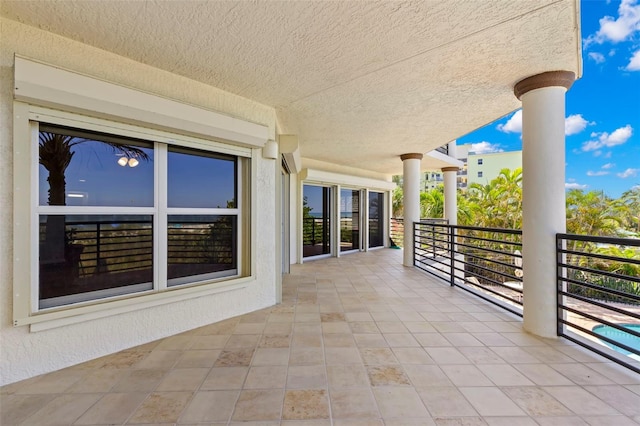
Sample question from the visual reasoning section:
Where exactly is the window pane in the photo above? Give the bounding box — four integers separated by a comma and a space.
167, 215, 237, 286
340, 189, 360, 252
38, 125, 154, 207
39, 215, 153, 308
369, 192, 384, 248
168, 147, 237, 208
303, 185, 331, 257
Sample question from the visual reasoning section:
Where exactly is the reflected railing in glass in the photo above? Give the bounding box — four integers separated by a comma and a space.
39, 215, 153, 308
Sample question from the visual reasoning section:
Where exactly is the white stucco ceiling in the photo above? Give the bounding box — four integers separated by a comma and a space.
1, 0, 581, 176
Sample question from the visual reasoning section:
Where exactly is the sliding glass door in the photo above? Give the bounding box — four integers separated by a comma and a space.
340, 189, 360, 252
369, 191, 384, 248
303, 185, 331, 258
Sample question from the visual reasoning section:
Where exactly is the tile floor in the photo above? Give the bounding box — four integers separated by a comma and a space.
2, 249, 640, 425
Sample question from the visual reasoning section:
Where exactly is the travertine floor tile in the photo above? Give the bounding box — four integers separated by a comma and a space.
286, 365, 327, 389
417, 386, 478, 417
21, 394, 101, 426
128, 391, 192, 424
244, 366, 288, 389
200, 367, 248, 390
155, 368, 208, 391
329, 388, 379, 419
282, 389, 330, 420
179, 390, 239, 423
75, 392, 147, 425
542, 386, 619, 415
459, 387, 526, 417
372, 387, 430, 419
232, 389, 284, 421
502, 387, 572, 416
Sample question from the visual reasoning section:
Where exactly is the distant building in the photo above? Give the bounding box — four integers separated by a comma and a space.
467, 149, 522, 186
423, 143, 522, 190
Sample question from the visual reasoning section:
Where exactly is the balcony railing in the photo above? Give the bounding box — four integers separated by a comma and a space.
412, 221, 640, 372
413, 222, 523, 316
557, 233, 640, 374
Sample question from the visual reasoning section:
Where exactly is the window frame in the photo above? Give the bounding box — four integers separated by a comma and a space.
14, 104, 256, 329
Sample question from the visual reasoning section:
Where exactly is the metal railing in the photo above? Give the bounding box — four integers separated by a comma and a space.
413, 222, 523, 316
390, 217, 404, 247
435, 144, 449, 155
557, 233, 640, 374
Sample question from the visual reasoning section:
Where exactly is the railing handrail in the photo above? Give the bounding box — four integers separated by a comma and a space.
558, 232, 640, 247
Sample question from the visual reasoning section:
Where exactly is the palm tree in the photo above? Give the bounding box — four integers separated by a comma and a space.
618, 187, 640, 234
39, 131, 150, 267
39, 131, 150, 206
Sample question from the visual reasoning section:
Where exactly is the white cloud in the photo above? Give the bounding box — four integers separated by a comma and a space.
602, 162, 616, 169
585, 0, 640, 45
497, 111, 593, 136
581, 125, 633, 151
470, 142, 504, 154
617, 168, 640, 178
587, 170, 610, 176
588, 52, 606, 63
565, 182, 588, 190
565, 114, 593, 135
497, 110, 522, 133
626, 49, 640, 71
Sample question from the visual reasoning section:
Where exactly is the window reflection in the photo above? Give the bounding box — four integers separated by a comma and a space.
369, 192, 384, 248
167, 215, 237, 286
38, 125, 154, 207
168, 147, 237, 208
340, 189, 360, 252
303, 185, 331, 257
39, 215, 153, 308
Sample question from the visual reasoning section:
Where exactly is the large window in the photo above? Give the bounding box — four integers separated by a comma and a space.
34, 123, 245, 310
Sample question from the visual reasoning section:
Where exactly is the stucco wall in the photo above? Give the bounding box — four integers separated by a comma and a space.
467, 151, 523, 186
0, 18, 278, 385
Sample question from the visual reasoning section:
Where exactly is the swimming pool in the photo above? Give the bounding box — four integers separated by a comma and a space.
592, 324, 640, 358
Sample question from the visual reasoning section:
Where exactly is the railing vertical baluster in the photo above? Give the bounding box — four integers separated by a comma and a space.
413, 222, 417, 267
96, 223, 101, 275
449, 225, 455, 287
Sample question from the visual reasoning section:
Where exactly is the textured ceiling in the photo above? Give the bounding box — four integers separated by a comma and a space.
1, 0, 581, 175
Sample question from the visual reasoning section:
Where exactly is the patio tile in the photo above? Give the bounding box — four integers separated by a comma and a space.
282, 389, 330, 420
542, 386, 620, 415
200, 367, 248, 390
329, 388, 379, 419
459, 387, 526, 417
232, 389, 284, 421
128, 391, 192, 424
367, 365, 411, 386
372, 387, 430, 418
19, 393, 101, 426
327, 365, 370, 388
416, 386, 478, 417
440, 365, 494, 387
244, 366, 288, 389
179, 390, 238, 423
3, 250, 639, 425
155, 368, 208, 391
111, 369, 166, 392
0, 394, 56, 425
476, 364, 535, 386
74, 392, 147, 425
501, 387, 572, 416
287, 365, 327, 389
392, 347, 434, 364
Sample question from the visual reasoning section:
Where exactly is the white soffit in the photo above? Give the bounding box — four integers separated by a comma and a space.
2, 1, 581, 174
300, 169, 396, 192
13, 56, 269, 148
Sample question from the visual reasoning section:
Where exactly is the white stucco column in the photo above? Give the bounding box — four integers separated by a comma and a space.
401, 153, 423, 267
442, 167, 458, 226
515, 71, 575, 338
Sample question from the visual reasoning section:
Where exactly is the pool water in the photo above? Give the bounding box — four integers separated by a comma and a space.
592, 324, 640, 357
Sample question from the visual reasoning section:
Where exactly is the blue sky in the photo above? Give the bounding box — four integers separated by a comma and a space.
457, 0, 640, 199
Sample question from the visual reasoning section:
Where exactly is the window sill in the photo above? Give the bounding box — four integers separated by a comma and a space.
17, 276, 253, 332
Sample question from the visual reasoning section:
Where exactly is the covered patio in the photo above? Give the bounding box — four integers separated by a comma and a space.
3, 249, 639, 425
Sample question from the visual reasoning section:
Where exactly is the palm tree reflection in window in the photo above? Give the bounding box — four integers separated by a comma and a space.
39, 129, 151, 285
